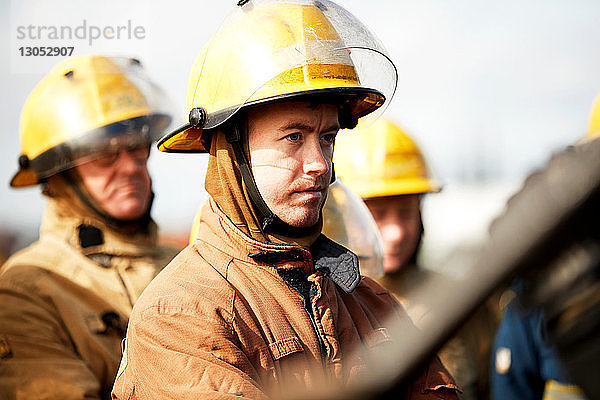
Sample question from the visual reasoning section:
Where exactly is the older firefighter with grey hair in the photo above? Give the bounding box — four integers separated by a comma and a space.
0, 55, 178, 399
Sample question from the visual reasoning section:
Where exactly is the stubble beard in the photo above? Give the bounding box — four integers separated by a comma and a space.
276, 195, 325, 228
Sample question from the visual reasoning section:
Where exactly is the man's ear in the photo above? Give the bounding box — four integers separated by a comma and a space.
338, 104, 357, 130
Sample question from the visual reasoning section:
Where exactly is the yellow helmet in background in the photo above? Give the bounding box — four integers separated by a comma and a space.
11, 55, 172, 188
321, 180, 384, 278
158, 0, 397, 152
586, 92, 600, 141
333, 118, 441, 199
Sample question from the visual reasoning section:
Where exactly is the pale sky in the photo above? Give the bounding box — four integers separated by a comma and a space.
2, 0, 600, 248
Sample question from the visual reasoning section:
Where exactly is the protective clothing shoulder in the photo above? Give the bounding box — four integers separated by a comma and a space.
0, 195, 177, 400
112, 197, 459, 399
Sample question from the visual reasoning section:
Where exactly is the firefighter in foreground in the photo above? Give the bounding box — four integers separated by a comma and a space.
112, 1, 459, 398
0, 55, 177, 399
489, 95, 600, 400
334, 118, 498, 399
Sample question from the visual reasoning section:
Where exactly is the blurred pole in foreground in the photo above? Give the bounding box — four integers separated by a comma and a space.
376, 138, 600, 398
311, 138, 600, 400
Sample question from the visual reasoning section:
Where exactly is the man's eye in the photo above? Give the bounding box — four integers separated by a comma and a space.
286, 133, 301, 142
95, 152, 119, 166
321, 133, 336, 144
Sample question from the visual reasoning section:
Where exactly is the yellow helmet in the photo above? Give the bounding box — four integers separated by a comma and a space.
158, 0, 397, 152
333, 118, 441, 198
11, 55, 172, 188
321, 180, 384, 278
587, 92, 600, 141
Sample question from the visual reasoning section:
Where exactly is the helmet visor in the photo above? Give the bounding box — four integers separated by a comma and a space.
31, 114, 169, 182
322, 179, 384, 278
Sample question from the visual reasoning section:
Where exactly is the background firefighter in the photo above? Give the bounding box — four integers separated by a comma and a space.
333, 118, 499, 400
0, 55, 178, 400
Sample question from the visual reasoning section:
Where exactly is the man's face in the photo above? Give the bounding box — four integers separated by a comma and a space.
365, 194, 422, 274
75, 146, 152, 221
248, 102, 339, 228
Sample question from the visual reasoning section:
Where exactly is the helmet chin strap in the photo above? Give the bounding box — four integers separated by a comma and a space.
223, 116, 320, 239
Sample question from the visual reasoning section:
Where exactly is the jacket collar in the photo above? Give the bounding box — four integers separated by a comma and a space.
40, 193, 160, 259
197, 197, 360, 293
311, 235, 360, 293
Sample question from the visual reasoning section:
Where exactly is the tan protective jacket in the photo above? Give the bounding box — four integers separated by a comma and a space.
112, 198, 459, 399
0, 191, 178, 400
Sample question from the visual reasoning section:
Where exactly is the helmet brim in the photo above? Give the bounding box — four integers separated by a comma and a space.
158, 87, 385, 153
11, 113, 171, 188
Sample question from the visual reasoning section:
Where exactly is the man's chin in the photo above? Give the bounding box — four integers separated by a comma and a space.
105, 199, 149, 221
383, 257, 408, 275
278, 209, 321, 229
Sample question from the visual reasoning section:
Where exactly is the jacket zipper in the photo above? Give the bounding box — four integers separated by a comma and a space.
295, 279, 328, 371
275, 268, 327, 368
303, 290, 327, 360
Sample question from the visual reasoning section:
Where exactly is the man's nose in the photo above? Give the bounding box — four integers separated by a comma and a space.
114, 149, 145, 173
380, 223, 403, 242
303, 139, 329, 177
